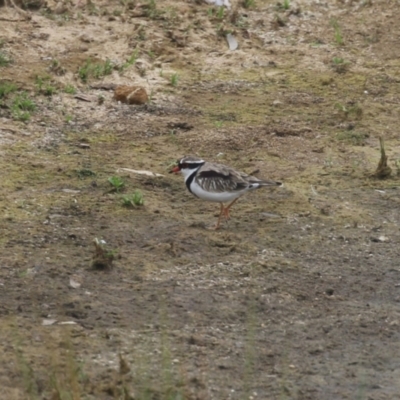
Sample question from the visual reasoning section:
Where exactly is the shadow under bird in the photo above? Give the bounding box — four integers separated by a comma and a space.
170, 156, 282, 229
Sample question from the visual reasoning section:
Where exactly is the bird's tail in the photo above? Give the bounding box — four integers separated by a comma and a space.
248, 178, 283, 189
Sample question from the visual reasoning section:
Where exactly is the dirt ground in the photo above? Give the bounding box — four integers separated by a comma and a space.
1, 0, 400, 399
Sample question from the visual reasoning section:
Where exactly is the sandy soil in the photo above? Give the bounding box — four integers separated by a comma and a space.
1, 0, 400, 399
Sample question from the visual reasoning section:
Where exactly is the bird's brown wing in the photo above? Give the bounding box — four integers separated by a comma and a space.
195, 163, 250, 193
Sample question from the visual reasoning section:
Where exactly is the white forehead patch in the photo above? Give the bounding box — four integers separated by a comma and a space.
181, 157, 204, 164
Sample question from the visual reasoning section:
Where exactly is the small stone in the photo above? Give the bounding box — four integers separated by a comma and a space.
371, 236, 389, 242
79, 34, 94, 43
42, 319, 57, 326
113, 85, 149, 105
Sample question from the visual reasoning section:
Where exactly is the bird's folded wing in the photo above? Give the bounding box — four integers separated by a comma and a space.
196, 169, 249, 192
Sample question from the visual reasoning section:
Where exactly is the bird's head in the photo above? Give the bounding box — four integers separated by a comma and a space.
170, 156, 205, 179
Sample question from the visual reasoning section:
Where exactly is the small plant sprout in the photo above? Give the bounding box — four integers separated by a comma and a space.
144, 0, 162, 19
35, 75, 57, 96
92, 59, 113, 79
0, 81, 17, 99
331, 19, 344, 45
242, 0, 255, 9
44, 85, 57, 96
0, 51, 12, 67
92, 238, 116, 270
78, 59, 114, 82
49, 58, 66, 75
283, 0, 290, 9
121, 190, 144, 207
148, 89, 154, 103
120, 49, 139, 71
331, 57, 350, 73
334, 102, 363, 121
11, 92, 36, 122
64, 84, 76, 94
168, 129, 177, 143
337, 131, 369, 146
108, 176, 125, 192
216, 6, 224, 19
170, 73, 179, 87
78, 60, 91, 82
77, 169, 96, 179
97, 94, 105, 105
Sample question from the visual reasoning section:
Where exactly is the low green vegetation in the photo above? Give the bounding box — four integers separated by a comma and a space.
216, 6, 224, 19
108, 176, 125, 192
334, 102, 363, 121
337, 130, 369, 145
77, 169, 96, 179
0, 51, 12, 67
92, 238, 117, 270
64, 84, 77, 94
331, 56, 350, 73
35, 75, 57, 96
0, 83, 36, 121
0, 81, 17, 99
122, 190, 145, 207
242, 0, 255, 9
331, 18, 344, 45
144, 0, 162, 19
276, 0, 290, 10
120, 49, 139, 71
78, 59, 114, 83
170, 73, 179, 87
11, 92, 36, 122
49, 58, 66, 75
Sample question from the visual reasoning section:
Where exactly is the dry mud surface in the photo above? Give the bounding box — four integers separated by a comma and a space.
1, 0, 400, 399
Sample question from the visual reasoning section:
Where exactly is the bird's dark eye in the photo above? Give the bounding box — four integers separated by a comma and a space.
181, 163, 189, 169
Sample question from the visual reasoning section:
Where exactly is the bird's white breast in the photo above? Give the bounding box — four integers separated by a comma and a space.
189, 180, 244, 203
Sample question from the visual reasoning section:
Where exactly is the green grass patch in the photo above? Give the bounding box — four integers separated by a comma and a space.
337, 130, 369, 145
242, 0, 256, 9
0, 81, 17, 99
11, 92, 36, 121
144, 0, 163, 19
0, 51, 12, 67
170, 73, 179, 87
121, 190, 144, 207
64, 84, 77, 94
120, 49, 139, 72
108, 176, 125, 192
35, 75, 58, 96
331, 18, 344, 45
78, 59, 114, 83
331, 57, 350, 73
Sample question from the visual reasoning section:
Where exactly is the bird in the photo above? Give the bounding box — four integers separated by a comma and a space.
170, 156, 282, 229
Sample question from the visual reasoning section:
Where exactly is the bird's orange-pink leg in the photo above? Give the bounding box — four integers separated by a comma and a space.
213, 203, 225, 230
213, 198, 240, 229
223, 198, 239, 220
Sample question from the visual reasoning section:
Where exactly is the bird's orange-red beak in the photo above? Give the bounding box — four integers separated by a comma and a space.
170, 165, 180, 174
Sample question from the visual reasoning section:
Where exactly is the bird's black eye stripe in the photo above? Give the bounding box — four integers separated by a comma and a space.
180, 163, 189, 169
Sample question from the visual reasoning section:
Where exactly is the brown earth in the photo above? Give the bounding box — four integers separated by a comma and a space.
1, 0, 400, 399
